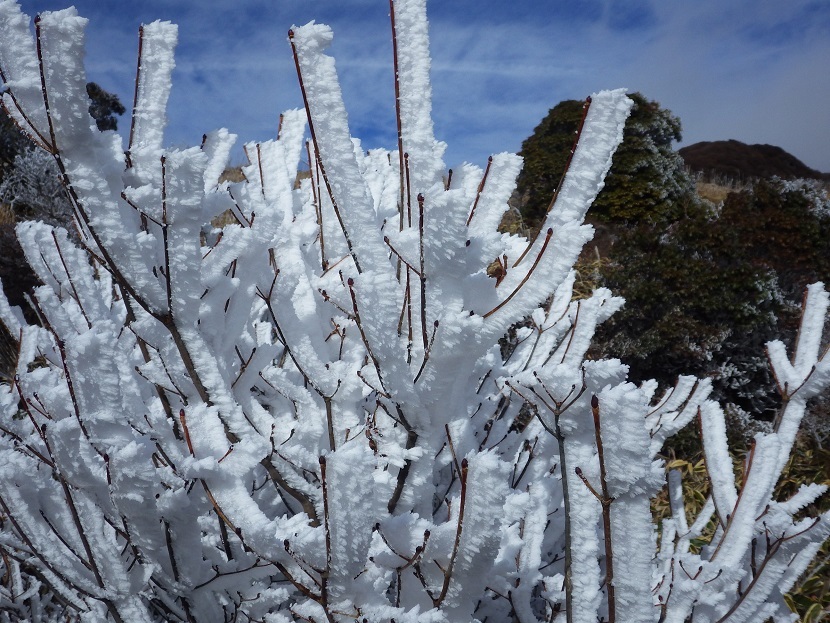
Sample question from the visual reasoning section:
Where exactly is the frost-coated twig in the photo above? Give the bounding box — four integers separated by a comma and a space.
466, 156, 493, 227
289, 28, 362, 275
513, 98, 591, 268
390, 0, 406, 229
590, 395, 615, 623
483, 227, 553, 319
0, 2, 826, 622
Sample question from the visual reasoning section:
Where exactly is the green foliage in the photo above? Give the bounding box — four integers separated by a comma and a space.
590, 92, 694, 223
0, 106, 31, 171
597, 179, 830, 415
596, 205, 785, 413
714, 179, 830, 298
0, 204, 18, 381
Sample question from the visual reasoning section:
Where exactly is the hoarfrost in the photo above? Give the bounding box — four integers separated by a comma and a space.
0, 1, 826, 622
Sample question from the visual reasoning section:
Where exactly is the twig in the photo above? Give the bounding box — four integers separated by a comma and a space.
466, 156, 493, 226
433, 458, 468, 606
591, 395, 615, 623
513, 97, 591, 268
482, 228, 554, 319
289, 29, 362, 274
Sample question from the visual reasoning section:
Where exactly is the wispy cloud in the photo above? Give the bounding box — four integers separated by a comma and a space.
11, 0, 830, 171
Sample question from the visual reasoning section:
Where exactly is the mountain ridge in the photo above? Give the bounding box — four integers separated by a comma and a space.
678, 139, 830, 183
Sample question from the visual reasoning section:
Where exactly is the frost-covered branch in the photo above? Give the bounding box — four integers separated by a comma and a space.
0, 1, 827, 622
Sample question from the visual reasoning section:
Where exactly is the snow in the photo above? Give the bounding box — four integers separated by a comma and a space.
128, 20, 178, 160
0, 0, 827, 621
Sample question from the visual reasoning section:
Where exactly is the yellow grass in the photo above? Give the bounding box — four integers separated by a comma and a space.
0, 203, 15, 227
696, 181, 732, 204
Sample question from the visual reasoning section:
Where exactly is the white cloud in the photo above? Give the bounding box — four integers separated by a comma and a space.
10, 0, 830, 171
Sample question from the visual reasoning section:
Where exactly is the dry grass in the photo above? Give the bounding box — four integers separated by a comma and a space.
573, 247, 611, 300
219, 166, 246, 184
0, 203, 15, 226
696, 182, 732, 205
211, 210, 239, 228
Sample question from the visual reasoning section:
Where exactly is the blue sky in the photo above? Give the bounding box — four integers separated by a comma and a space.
11, 0, 830, 172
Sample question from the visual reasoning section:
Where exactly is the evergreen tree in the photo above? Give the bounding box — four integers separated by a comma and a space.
595, 93, 693, 224
716, 178, 830, 299
597, 209, 783, 415
85, 81, 126, 132
0, 108, 30, 170
599, 176, 830, 416
515, 94, 830, 417
513, 99, 586, 230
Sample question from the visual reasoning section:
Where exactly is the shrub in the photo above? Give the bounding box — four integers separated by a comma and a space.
0, 2, 827, 622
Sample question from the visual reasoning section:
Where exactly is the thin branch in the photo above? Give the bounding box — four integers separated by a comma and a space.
387, 405, 418, 514
433, 458, 468, 607
591, 395, 615, 623
466, 156, 493, 226
390, 0, 405, 230
482, 228, 554, 319
384, 236, 422, 277
289, 29, 362, 274
418, 193, 428, 351
513, 97, 591, 268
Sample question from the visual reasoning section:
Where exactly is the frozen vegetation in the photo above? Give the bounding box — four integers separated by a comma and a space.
0, 0, 827, 621
0, 146, 71, 230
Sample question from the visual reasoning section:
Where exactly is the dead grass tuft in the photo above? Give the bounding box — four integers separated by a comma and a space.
696, 182, 732, 205
0, 203, 15, 227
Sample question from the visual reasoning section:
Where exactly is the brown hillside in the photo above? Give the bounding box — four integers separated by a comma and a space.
679, 139, 830, 183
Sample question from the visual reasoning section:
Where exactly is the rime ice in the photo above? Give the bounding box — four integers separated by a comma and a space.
0, 0, 827, 621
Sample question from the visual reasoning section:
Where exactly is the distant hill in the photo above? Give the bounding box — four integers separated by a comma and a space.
679, 139, 830, 183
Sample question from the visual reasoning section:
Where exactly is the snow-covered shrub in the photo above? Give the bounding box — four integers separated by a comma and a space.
777, 177, 830, 219
0, 1, 827, 622
0, 145, 72, 228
